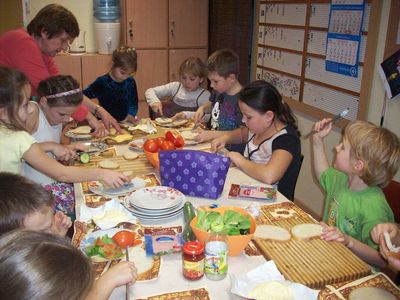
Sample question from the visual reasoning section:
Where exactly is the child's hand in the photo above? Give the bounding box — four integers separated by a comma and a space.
320, 221, 350, 246
88, 117, 108, 137
171, 112, 187, 121
211, 136, 227, 152
100, 261, 138, 287
193, 106, 205, 124
52, 144, 76, 161
150, 103, 163, 116
313, 118, 333, 139
196, 129, 212, 143
67, 143, 88, 153
227, 151, 244, 166
102, 171, 128, 189
51, 211, 72, 236
378, 234, 400, 270
124, 114, 138, 124
371, 223, 399, 244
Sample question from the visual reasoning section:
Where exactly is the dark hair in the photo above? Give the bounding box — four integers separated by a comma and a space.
0, 66, 30, 131
0, 172, 54, 236
179, 57, 207, 79
26, 4, 79, 39
239, 80, 300, 136
206, 48, 239, 78
37, 75, 83, 107
0, 230, 93, 300
112, 46, 138, 72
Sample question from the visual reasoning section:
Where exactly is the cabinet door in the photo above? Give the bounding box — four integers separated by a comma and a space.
135, 49, 168, 100
54, 55, 82, 87
81, 54, 112, 88
125, 0, 168, 48
169, 49, 208, 82
169, 0, 208, 48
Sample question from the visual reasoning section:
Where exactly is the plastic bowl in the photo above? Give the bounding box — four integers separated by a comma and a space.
144, 149, 160, 170
190, 206, 257, 256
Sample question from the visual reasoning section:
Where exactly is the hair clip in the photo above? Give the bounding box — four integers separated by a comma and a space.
46, 88, 81, 99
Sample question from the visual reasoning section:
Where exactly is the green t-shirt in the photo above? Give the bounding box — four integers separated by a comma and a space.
320, 168, 394, 249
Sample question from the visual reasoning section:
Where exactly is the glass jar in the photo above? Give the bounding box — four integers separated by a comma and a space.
204, 233, 228, 280
182, 241, 204, 280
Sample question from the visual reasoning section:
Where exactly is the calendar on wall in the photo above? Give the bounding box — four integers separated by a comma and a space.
252, 0, 382, 123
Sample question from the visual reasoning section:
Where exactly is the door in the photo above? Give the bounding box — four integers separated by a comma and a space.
169, 49, 208, 82
169, 0, 208, 48
125, 0, 168, 48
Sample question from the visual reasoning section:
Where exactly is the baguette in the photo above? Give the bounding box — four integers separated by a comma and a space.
253, 225, 291, 242
291, 223, 323, 241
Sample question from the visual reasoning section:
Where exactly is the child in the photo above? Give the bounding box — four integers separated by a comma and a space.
24, 75, 92, 219
0, 66, 127, 189
211, 80, 301, 200
193, 48, 244, 152
145, 56, 210, 119
371, 223, 400, 271
0, 173, 138, 300
312, 119, 400, 267
84, 46, 139, 123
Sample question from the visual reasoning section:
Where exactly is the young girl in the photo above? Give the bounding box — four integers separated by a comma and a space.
211, 80, 302, 200
84, 46, 139, 123
145, 56, 211, 119
0, 66, 127, 195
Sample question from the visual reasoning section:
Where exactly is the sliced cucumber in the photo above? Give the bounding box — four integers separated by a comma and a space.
79, 152, 90, 164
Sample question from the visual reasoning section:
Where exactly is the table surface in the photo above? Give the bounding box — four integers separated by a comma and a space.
74, 142, 289, 300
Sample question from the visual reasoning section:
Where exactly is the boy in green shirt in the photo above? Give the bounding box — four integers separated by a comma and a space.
312, 119, 400, 268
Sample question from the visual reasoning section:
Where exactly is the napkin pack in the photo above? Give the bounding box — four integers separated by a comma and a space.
159, 150, 230, 199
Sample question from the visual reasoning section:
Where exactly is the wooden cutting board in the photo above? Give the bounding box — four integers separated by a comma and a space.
253, 202, 371, 289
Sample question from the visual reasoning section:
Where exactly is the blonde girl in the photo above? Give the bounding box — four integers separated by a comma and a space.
0, 66, 127, 194
211, 80, 302, 200
145, 56, 211, 119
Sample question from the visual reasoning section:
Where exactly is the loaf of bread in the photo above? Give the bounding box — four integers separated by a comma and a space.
253, 225, 291, 242
291, 223, 323, 241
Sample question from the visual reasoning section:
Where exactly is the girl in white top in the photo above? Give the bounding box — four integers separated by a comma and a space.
145, 57, 210, 119
0, 67, 127, 214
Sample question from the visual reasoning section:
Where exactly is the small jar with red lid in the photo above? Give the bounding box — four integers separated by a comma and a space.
182, 241, 205, 280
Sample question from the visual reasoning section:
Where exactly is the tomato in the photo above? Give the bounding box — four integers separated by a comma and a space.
154, 137, 166, 147
112, 230, 137, 249
143, 139, 159, 153
165, 131, 176, 143
174, 135, 185, 148
160, 140, 176, 150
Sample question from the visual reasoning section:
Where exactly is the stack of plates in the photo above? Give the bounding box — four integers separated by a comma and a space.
124, 186, 185, 221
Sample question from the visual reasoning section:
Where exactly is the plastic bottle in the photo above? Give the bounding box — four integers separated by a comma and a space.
204, 233, 228, 280
93, 0, 121, 23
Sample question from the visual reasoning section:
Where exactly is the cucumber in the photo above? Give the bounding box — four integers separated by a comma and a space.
79, 152, 90, 164
182, 201, 196, 242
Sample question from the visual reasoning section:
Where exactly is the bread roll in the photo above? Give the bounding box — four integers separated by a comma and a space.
291, 223, 323, 241
254, 225, 291, 242
98, 160, 119, 169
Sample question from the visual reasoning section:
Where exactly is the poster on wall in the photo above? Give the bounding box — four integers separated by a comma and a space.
379, 48, 400, 99
325, 0, 365, 78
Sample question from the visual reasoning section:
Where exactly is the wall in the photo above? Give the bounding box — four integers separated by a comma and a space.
0, 1, 23, 34
294, 0, 400, 218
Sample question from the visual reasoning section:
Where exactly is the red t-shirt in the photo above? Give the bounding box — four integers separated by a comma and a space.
0, 29, 87, 121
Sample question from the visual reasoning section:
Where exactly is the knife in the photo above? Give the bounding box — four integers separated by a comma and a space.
303, 108, 349, 139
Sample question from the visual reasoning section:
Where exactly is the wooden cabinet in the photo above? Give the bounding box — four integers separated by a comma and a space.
169, 49, 208, 81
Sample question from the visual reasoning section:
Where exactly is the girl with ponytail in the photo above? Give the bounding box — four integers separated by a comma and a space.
211, 80, 302, 200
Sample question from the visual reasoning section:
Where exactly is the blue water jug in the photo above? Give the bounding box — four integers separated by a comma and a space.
93, 0, 121, 22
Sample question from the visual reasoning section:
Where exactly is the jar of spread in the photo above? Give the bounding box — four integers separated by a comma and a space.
182, 241, 204, 280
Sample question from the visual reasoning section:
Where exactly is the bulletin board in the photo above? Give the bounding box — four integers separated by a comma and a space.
252, 0, 382, 124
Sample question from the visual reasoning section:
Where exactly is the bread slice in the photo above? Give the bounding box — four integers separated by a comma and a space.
155, 117, 172, 124
122, 170, 133, 177
123, 151, 139, 160
349, 287, 396, 300
70, 125, 91, 135
98, 160, 119, 170
181, 131, 198, 140
107, 134, 133, 144
291, 223, 323, 241
253, 225, 291, 242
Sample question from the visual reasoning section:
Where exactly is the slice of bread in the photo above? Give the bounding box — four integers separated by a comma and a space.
349, 287, 396, 300
253, 225, 291, 242
98, 160, 119, 170
291, 223, 323, 241
107, 134, 133, 144
155, 117, 172, 124
122, 171, 133, 177
123, 151, 139, 160
181, 131, 198, 140
70, 125, 91, 135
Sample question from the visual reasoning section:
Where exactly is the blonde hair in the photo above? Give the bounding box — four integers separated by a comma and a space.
344, 120, 400, 187
179, 57, 206, 79
112, 46, 137, 72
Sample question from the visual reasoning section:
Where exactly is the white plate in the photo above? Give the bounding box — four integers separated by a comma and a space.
88, 181, 137, 197
129, 186, 185, 210
124, 197, 184, 217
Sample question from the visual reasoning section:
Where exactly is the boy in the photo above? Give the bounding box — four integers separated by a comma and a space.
194, 48, 244, 152
0, 172, 137, 300
312, 120, 400, 267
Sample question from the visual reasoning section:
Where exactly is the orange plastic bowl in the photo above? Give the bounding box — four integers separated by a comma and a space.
144, 149, 160, 170
190, 206, 256, 256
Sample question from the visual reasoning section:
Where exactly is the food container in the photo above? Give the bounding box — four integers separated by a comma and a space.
144, 149, 160, 170
190, 206, 257, 256
182, 241, 204, 280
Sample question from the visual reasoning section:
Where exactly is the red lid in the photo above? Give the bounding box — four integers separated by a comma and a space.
183, 241, 204, 255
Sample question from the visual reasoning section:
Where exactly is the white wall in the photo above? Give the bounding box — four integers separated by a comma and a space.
294, 0, 400, 218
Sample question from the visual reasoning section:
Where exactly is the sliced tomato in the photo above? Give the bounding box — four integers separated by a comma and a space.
174, 135, 185, 148
165, 131, 176, 143
112, 230, 137, 249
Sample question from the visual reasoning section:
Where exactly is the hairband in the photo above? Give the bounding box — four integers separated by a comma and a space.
46, 88, 81, 99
